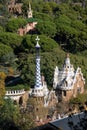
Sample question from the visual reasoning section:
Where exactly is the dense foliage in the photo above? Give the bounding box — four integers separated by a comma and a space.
0, 72, 6, 105
0, 1, 87, 129
0, 98, 35, 130
0, 0, 87, 88
6, 18, 27, 32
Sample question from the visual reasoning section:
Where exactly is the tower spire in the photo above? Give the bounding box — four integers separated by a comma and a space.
35, 36, 42, 89
64, 53, 70, 67
29, 2, 31, 11
31, 36, 44, 97
27, 2, 33, 18
30, 36, 49, 104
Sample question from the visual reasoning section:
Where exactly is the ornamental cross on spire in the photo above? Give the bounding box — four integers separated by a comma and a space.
35, 36, 40, 48
29, 2, 31, 11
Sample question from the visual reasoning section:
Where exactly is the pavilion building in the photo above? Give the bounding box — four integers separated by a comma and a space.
53, 53, 85, 102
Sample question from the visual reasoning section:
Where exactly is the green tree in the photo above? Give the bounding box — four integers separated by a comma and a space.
20, 35, 35, 53
20, 34, 58, 53
0, 98, 20, 129
31, 0, 45, 12
36, 20, 57, 37
0, 72, 6, 105
1, 51, 17, 67
0, 32, 23, 51
34, 12, 52, 21
0, 26, 4, 32
0, 0, 10, 28
6, 18, 27, 33
55, 14, 87, 53
42, 2, 52, 14
18, 53, 35, 87
0, 98, 20, 122
71, 20, 87, 32
39, 35, 58, 52
0, 44, 13, 58
0, 44, 18, 69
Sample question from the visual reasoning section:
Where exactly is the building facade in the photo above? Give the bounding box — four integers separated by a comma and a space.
53, 53, 85, 102
8, 0, 22, 15
17, 2, 37, 36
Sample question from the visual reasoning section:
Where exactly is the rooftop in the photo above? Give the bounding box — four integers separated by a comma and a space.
32, 111, 87, 130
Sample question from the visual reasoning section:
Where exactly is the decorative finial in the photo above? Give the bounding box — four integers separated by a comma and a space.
29, 2, 31, 11
66, 53, 69, 58
35, 36, 40, 48
64, 53, 70, 66
27, 1, 33, 18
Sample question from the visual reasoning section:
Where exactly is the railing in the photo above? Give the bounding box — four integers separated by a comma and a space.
5, 89, 25, 96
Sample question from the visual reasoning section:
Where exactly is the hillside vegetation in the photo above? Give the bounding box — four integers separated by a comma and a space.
0, 0, 87, 89
0, 0, 87, 130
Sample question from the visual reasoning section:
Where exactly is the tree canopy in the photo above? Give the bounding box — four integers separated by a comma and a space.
0, 32, 23, 50
6, 18, 27, 33
0, 72, 6, 105
20, 34, 58, 53
0, 1, 87, 129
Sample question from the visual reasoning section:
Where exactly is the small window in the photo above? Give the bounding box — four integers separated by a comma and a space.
77, 87, 81, 93
14, 100, 17, 105
64, 91, 66, 96
65, 81, 67, 86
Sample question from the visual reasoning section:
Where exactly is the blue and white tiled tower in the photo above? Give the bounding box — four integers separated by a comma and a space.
30, 36, 57, 107
35, 36, 42, 88
32, 36, 44, 97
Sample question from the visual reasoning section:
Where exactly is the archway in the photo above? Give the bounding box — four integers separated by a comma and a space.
19, 96, 23, 106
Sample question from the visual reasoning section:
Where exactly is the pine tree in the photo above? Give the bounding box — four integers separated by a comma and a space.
0, 72, 6, 105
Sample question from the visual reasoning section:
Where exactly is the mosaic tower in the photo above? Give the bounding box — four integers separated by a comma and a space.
32, 36, 43, 97
35, 36, 42, 89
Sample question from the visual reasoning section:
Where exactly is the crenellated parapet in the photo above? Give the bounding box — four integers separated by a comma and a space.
6, 89, 25, 96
